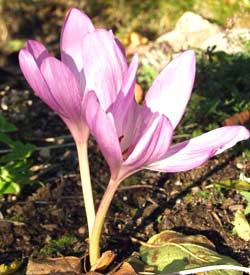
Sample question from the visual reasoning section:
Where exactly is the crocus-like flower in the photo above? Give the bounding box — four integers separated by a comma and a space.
18, 8, 129, 144
18, 7, 250, 266
84, 39, 249, 265
84, 49, 250, 183
18, 8, 133, 236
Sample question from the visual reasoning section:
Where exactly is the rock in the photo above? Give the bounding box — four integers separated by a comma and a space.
140, 42, 173, 72
157, 11, 221, 51
201, 28, 250, 54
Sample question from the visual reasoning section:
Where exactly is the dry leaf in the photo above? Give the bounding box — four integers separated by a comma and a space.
85, 272, 103, 275
134, 83, 144, 104
223, 110, 250, 126
111, 262, 137, 275
26, 256, 82, 275
90, 250, 116, 272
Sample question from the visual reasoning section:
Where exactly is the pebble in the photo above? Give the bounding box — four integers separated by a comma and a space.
78, 226, 86, 235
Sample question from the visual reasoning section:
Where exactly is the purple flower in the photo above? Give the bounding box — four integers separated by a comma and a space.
84, 49, 250, 182
18, 8, 128, 144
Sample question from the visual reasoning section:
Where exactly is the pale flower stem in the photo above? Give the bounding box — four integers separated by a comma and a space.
76, 142, 95, 237
163, 264, 250, 275
89, 178, 120, 267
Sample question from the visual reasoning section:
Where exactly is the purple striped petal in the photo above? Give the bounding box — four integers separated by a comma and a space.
60, 8, 94, 77
40, 57, 83, 120
84, 92, 123, 179
147, 126, 250, 172
108, 53, 138, 137
123, 106, 173, 169
19, 48, 62, 113
81, 29, 128, 110
26, 40, 49, 66
145, 50, 195, 129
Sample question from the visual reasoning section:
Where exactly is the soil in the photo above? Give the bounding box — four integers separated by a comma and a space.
1, 48, 250, 274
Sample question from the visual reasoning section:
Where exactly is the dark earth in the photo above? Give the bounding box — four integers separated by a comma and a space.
1, 63, 250, 274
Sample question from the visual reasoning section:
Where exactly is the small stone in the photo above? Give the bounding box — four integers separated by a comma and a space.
157, 11, 220, 51
191, 186, 201, 194
176, 198, 182, 204
123, 196, 128, 201
174, 180, 183, 186
78, 226, 86, 235
236, 162, 244, 169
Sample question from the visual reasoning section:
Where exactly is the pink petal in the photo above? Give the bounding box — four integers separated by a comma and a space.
147, 126, 250, 172
145, 50, 195, 129
19, 48, 62, 113
26, 40, 50, 66
81, 29, 128, 110
108, 53, 138, 136
60, 8, 94, 78
84, 92, 123, 179
121, 53, 138, 96
40, 56, 83, 120
124, 106, 173, 170
115, 37, 126, 58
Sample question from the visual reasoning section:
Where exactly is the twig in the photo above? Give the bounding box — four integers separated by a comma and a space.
0, 219, 25, 226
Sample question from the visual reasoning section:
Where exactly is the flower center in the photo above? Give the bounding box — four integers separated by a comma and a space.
119, 135, 131, 160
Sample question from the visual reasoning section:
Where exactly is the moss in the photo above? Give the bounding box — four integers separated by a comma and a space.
38, 235, 77, 257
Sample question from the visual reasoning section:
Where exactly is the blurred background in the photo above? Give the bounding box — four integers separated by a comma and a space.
1, 0, 250, 45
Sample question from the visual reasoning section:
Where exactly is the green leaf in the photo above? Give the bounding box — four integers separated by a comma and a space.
240, 191, 250, 202
0, 133, 15, 147
245, 205, 250, 215
0, 167, 21, 194
4, 39, 25, 52
214, 179, 250, 191
0, 113, 16, 132
0, 142, 36, 163
139, 230, 242, 275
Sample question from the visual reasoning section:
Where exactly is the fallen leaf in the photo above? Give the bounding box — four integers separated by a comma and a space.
134, 83, 144, 104
85, 272, 102, 275
90, 250, 116, 272
223, 110, 250, 126
234, 209, 250, 241
145, 230, 215, 250
112, 262, 137, 275
26, 256, 81, 275
127, 255, 155, 274
139, 230, 242, 275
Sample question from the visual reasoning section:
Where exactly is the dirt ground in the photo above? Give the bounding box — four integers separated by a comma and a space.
1, 67, 250, 274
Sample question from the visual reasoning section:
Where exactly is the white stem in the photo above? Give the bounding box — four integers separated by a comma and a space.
158, 264, 250, 275
76, 142, 95, 236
